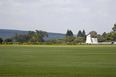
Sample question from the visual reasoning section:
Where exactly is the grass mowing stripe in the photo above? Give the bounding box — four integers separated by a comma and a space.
0, 45, 116, 77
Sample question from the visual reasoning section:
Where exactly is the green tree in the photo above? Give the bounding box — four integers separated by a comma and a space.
13, 30, 48, 43
36, 30, 48, 42
97, 35, 106, 42
112, 33, 116, 41
69, 30, 73, 36
46, 39, 57, 44
106, 33, 113, 41
29, 35, 39, 42
89, 31, 97, 36
57, 38, 65, 44
4, 38, 13, 44
0, 37, 3, 44
74, 37, 84, 43
112, 23, 116, 32
77, 30, 83, 37
102, 32, 107, 38
28, 31, 36, 39
82, 30, 86, 40
105, 33, 116, 41
66, 29, 70, 36
64, 36, 75, 43
66, 29, 73, 36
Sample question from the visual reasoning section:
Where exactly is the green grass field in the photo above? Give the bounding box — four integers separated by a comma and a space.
0, 45, 116, 77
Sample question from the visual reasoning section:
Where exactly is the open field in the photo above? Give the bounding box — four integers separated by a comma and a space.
0, 45, 116, 77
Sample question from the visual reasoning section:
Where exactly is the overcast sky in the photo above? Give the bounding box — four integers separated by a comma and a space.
0, 0, 116, 34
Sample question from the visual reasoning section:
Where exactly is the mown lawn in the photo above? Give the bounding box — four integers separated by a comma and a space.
0, 45, 116, 77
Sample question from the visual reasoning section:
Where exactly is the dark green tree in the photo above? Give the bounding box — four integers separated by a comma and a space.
66, 29, 70, 36
112, 23, 116, 32
28, 31, 36, 40
69, 30, 73, 36
105, 33, 112, 41
102, 32, 107, 38
13, 34, 28, 43
4, 38, 13, 43
82, 30, 86, 40
13, 30, 48, 43
66, 29, 73, 36
36, 30, 48, 42
112, 33, 116, 41
77, 30, 83, 37
0, 37, 3, 44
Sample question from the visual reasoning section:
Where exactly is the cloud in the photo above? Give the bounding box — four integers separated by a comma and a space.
0, 0, 116, 34
40, 0, 73, 5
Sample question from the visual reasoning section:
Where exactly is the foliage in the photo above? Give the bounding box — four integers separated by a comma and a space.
74, 37, 84, 43
66, 29, 73, 36
82, 30, 86, 40
64, 36, 75, 43
105, 33, 116, 41
102, 32, 107, 38
4, 38, 13, 43
13, 30, 48, 43
13, 33, 29, 43
77, 30, 83, 37
112, 23, 116, 32
97, 35, 106, 42
46, 39, 57, 44
77, 30, 86, 41
89, 31, 97, 36
36, 30, 48, 42
0, 37, 3, 44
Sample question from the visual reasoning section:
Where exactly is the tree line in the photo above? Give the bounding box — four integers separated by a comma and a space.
0, 23, 116, 45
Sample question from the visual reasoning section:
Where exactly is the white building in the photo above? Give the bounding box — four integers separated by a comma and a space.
86, 34, 98, 44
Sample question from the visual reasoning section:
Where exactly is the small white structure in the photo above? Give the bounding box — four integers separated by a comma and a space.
86, 34, 98, 44
86, 34, 92, 44
91, 38, 98, 44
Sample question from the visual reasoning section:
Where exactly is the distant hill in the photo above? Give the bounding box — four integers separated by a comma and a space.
0, 29, 65, 40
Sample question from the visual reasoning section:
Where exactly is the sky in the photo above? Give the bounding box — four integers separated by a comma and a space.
0, 0, 116, 34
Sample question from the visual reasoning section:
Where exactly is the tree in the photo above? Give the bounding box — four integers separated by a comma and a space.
89, 31, 97, 36
36, 30, 48, 42
69, 30, 73, 36
66, 29, 73, 36
64, 36, 75, 43
46, 39, 57, 44
13, 30, 48, 43
102, 32, 107, 38
4, 38, 13, 43
28, 31, 36, 39
29, 35, 39, 42
97, 35, 106, 42
0, 37, 3, 44
112, 33, 116, 41
57, 38, 65, 44
112, 23, 116, 32
105, 33, 113, 41
74, 37, 84, 43
77, 30, 83, 37
13, 33, 29, 43
82, 30, 86, 40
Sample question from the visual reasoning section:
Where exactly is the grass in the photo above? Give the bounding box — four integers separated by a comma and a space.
0, 45, 116, 77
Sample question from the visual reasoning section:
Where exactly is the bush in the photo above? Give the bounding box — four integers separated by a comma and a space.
74, 37, 84, 43
4, 38, 13, 43
0, 37, 3, 44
